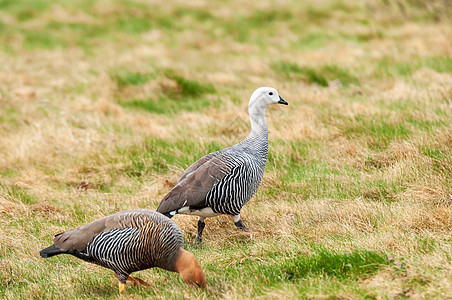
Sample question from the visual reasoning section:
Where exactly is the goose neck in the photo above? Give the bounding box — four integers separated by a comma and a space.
249, 110, 268, 135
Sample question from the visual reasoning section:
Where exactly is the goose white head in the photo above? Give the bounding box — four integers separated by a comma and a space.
248, 87, 288, 132
249, 87, 288, 114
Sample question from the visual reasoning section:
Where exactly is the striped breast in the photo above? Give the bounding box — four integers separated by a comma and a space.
84, 210, 184, 275
206, 143, 267, 216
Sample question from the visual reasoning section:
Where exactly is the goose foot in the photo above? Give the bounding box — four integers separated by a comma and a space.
234, 220, 249, 231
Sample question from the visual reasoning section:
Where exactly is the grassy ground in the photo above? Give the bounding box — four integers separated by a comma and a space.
0, 0, 451, 298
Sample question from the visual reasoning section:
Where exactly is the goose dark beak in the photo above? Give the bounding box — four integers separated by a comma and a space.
278, 96, 288, 105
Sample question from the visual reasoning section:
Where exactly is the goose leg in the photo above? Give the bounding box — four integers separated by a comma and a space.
128, 276, 151, 287
119, 283, 126, 295
195, 217, 206, 244
232, 214, 249, 231
115, 273, 150, 287
115, 272, 129, 295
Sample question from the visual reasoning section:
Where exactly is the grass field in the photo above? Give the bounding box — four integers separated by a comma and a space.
0, 0, 451, 298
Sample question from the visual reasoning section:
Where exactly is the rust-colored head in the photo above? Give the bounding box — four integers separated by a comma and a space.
174, 248, 206, 289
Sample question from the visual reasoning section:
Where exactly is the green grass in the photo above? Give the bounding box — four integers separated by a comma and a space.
221, 10, 294, 43
165, 71, 216, 98
377, 56, 452, 77
119, 96, 216, 114
0, 106, 19, 130
22, 30, 65, 50
292, 32, 334, 50
1, 244, 388, 299
266, 147, 399, 202
213, 247, 391, 283
118, 71, 217, 114
422, 147, 451, 160
342, 117, 412, 148
0, 0, 50, 21
0, 0, 180, 53
375, 0, 452, 22
0, 184, 38, 205
117, 138, 223, 178
112, 15, 156, 35
110, 69, 155, 87
273, 61, 359, 87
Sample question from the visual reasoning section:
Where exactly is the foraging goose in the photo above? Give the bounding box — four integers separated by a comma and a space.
157, 87, 288, 242
40, 209, 206, 294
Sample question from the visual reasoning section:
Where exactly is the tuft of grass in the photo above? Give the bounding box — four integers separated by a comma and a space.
164, 71, 216, 98
0, 106, 19, 130
305, 7, 332, 23
277, 248, 390, 279
22, 30, 66, 50
174, 7, 215, 22
118, 71, 217, 114
221, 9, 293, 43
274, 61, 328, 86
321, 65, 360, 86
219, 247, 391, 282
117, 138, 223, 178
119, 96, 215, 114
265, 138, 410, 201
421, 147, 450, 160
301, 68, 329, 87
293, 32, 334, 50
113, 15, 156, 34
0, 0, 50, 21
338, 115, 413, 149
273, 61, 359, 87
373, 0, 452, 22
110, 69, 155, 87
0, 184, 38, 205
377, 56, 452, 77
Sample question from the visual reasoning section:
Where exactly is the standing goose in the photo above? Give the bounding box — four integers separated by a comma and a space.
157, 87, 288, 243
40, 209, 206, 294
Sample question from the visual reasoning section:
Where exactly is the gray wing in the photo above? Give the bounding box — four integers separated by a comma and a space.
52, 210, 162, 252
156, 150, 237, 214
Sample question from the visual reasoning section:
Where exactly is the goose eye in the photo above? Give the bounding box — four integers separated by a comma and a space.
269, 92, 273, 95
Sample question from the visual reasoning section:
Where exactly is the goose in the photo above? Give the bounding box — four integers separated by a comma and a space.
40, 209, 206, 294
157, 87, 288, 242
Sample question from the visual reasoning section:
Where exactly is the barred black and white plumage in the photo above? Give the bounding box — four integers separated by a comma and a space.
40, 209, 206, 294
205, 144, 266, 216
157, 87, 288, 243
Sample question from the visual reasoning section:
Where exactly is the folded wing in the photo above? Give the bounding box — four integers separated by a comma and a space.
52, 211, 149, 252
157, 151, 236, 214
